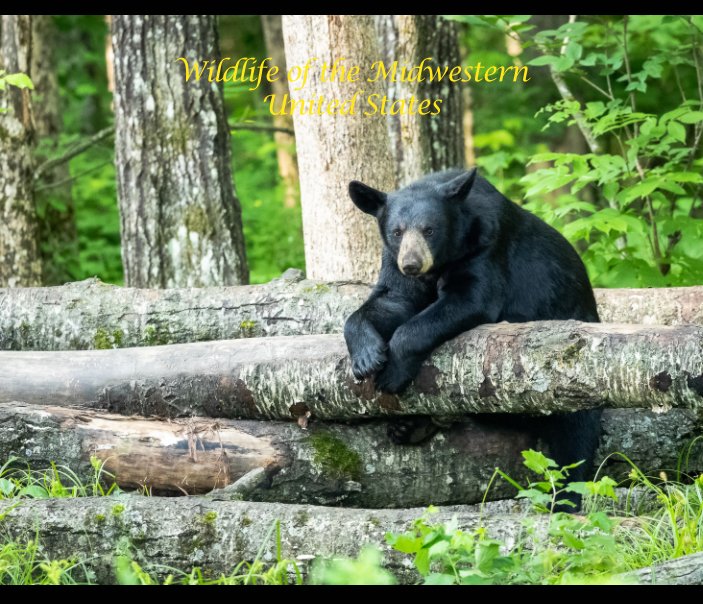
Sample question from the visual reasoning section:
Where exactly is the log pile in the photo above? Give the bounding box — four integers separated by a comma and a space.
1, 277, 702, 584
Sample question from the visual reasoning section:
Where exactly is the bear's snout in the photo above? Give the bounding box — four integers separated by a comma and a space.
398, 229, 434, 276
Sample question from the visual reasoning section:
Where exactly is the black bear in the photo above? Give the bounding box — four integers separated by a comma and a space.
344, 168, 602, 504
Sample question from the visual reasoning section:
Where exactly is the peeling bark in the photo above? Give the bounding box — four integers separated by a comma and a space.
111, 15, 248, 287
2, 403, 700, 506
0, 15, 42, 287
0, 321, 702, 420
0, 402, 535, 506
0, 275, 701, 351
0, 496, 547, 583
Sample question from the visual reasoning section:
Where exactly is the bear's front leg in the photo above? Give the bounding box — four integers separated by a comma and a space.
344, 309, 388, 380
374, 292, 499, 394
373, 334, 423, 394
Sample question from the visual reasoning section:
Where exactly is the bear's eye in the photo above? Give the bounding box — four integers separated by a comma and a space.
424, 227, 434, 236
392, 228, 403, 237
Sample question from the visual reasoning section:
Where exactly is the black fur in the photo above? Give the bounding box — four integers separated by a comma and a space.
344, 168, 602, 509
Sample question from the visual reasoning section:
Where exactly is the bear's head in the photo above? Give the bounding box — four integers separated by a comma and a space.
348, 168, 478, 277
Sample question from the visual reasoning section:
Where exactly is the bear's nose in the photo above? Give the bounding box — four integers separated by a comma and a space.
402, 258, 422, 276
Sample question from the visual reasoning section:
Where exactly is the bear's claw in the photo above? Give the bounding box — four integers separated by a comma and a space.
351, 343, 387, 380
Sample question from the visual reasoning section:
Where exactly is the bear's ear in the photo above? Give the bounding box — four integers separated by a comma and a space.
439, 168, 478, 201
348, 181, 387, 216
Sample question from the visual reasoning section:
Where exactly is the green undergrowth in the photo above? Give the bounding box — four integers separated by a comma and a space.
314, 446, 703, 585
2, 447, 703, 584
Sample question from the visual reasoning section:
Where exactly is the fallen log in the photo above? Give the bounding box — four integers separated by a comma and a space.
0, 402, 534, 506
3, 403, 701, 506
0, 496, 544, 584
0, 273, 701, 351
1, 322, 702, 420
627, 552, 703, 585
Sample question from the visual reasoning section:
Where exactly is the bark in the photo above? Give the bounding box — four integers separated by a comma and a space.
626, 552, 703, 585
1, 275, 702, 351
0, 403, 535, 506
1, 322, 702, 420
111, 15, 248, 288
30, 15, 78, 285
374, 15, 464, 185
260, 15, 299, 208
0, 15, 42, 287
2, 403, 700, 506
0, 496, 548, 584
282, 15, 392, 282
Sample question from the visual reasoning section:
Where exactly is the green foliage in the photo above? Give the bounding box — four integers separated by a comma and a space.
310, 546, 397, 585
40, 16, 304, 285
451, 15, 703, 288
0, 71, 34, 93
383, 453, 628, 585
0, 537, 86, 585
0, 455, 120, 500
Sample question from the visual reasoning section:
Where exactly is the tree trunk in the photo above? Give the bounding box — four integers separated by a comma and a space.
374, 15, 464, 184
0, 496, 550, 584
31, 15, 78, 285
0, 402, 535, 506
282, 15, 464, 282
1, 322, 702, 419
0, 15, 42, 287
260, 15, 299, 208
2, 403, 699, 506
282, 15, 391, 282
111, 15, 248, 288
0, 276, 702, 351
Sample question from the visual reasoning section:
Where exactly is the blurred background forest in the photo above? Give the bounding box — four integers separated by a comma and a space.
6, 15, 703, 287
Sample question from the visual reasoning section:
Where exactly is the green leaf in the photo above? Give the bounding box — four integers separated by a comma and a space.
522, 449, 556, 474
603, 181, 619, 202
560, 531, 585, 550
527, 55, 561, 67
0, 477, 16, 496
424, 573, 456, 585
666, 171, 703, 184
679, 111, 703, 124
388, 533, 421, 554
667, 121, 687, 143
3, 72, 34, 90
565, 42, 583, 62
17, 485, 50, 498
415, 547, 431, 576
584, 102, 606, 120
563, 482, 589, 495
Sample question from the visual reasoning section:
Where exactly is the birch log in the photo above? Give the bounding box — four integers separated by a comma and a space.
0, 274, 702, 351
0, 496, 545, 584
2, 403, 700, 505
1, 322, 702, 419
0, 403, 534, 506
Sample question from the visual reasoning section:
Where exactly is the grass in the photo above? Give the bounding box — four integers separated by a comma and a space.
1, 450, 703, 584
0, 456, 302, 585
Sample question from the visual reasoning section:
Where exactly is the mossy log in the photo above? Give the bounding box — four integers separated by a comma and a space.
1, 322, 702, 420
1, 403, 701, 506
0, 402, 533, 506
0, 273, 701, 351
